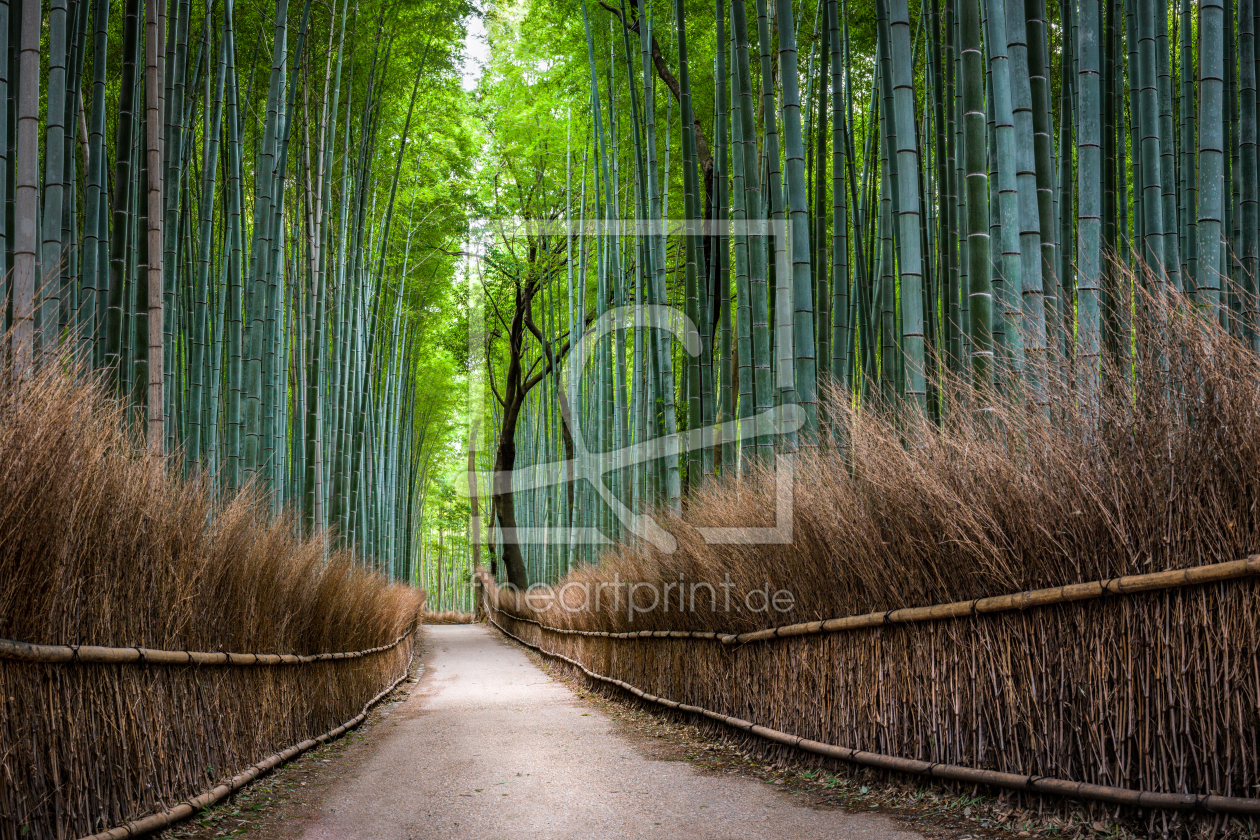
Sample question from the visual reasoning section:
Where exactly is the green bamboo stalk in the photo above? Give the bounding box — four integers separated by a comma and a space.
814, 12, 829, 388
306, 0, 347, 532
1137, 0, 1166, 277
756, 0, 791, 428
638, 3, 679, 507
39, 0, 68, 347
103, 0, 143, 381
1244, 0, 1260, 337
0, 0, 9, 341
160, 0, 190, 447
243, 0, 289, 478
715, 0, 733, 472
829, 0, 849, 389
886, 0, 926, 409
144, 0, 166, 449
84, 0, 110, 364
1126, 0, 1142, 253
613, 0, 658, 491
1227, 0, 1240, 331
775, 0, 819, 432
1155, 0, 1182, 292
983, 0, 1024, 382
1114, 0, 1129, 268
1060, 0, 1076, 344
261, 0, 311, 495
1199, 0, 1226, 316
931, 0, 954, 374
187, 15, 226, 470
3, 1, 11, 341
856, 77, 879, 388
960, 0, 992, 389
224, 1, 245, 489
671, 0, 705, 481
733, 0, 773, 463
1005, 0, 1046, 398
878, 151, 897, 400
730, 4, 752, 464
1077, 0, 1103, 403
1180, 0, 1197, 288
1102, 0, 1123, 359
947, 0, 966, 370
11, 0, 39, 375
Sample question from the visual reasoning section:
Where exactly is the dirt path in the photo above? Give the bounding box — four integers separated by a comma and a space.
297, 624, 923, 840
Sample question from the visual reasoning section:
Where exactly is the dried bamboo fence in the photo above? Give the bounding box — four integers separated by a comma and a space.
0, 624, 419, 839
420, 609, 477, 625
479, 559, 1260, 823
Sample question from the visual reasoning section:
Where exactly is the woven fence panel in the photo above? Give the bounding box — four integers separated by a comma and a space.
486, 579, 1260, 812
0, 639, 413, 839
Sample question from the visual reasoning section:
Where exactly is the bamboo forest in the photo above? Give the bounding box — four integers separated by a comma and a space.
5, 0, 1260, 836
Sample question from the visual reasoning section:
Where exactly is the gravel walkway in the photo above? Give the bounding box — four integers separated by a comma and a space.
298, 624, 922, 840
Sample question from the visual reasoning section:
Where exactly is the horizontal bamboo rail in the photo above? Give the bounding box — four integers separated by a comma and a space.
487, 612, 1260, 817
75, 650, 420, 840
482, 555, 1260, 644
0, 625, 417, 666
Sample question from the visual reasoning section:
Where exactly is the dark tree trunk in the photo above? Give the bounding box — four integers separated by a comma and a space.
558, 386, 576, 522
492, 397, 528, 590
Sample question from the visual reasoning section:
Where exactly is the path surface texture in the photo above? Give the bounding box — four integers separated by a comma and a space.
298, 623, 922, 840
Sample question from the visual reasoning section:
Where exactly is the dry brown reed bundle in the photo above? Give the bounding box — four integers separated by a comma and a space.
483, 283, 1260, 834
0, 360, 423, 839
421, 610, 477, 625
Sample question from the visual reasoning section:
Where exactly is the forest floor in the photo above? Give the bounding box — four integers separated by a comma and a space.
159, 624, 1114, 840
